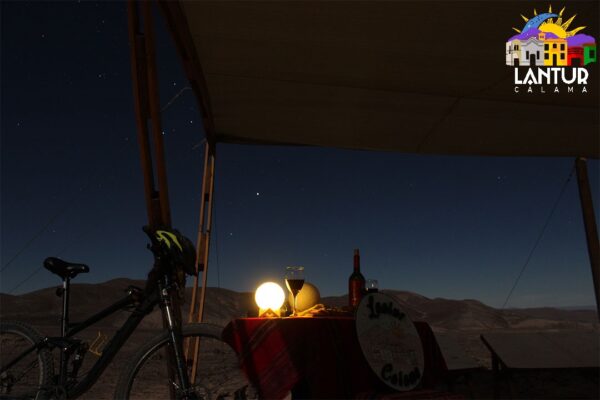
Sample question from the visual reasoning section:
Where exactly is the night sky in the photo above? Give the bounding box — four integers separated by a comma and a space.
2, 1, 599, 309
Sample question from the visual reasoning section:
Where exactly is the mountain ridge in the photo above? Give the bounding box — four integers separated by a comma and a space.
1, 278, 596, 332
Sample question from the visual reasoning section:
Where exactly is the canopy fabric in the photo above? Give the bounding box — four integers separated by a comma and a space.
160, 1, 599, 158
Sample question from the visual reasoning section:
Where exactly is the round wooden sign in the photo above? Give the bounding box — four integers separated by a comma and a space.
355, 292, 424, 391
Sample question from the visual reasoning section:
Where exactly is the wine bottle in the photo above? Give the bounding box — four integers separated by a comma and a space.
349, 248, 365, 309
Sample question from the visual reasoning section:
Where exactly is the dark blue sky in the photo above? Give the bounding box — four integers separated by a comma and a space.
1, 1, 598, 308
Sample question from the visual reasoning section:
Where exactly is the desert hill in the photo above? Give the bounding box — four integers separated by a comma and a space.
321, 291, 597, 331
1, 279, 596, 332
0, 279, 254, 330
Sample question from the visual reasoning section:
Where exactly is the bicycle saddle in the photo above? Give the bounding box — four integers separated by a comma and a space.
44, 257, 90, 279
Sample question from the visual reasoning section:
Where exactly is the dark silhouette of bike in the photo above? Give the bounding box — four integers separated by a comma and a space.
0, 226, 250, 399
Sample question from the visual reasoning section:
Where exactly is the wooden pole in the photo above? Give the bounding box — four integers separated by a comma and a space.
186, 142, 215, 382
128, 1, 178, 396
127, 0, 159, 227
575, 157, 600, 320
187, 144, 209, 325
141, 0, 172, 227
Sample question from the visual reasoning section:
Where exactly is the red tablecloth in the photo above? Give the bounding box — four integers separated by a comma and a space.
222, 317, 448, 399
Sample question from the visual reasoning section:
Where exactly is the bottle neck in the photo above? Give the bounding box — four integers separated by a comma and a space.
353, 250, 360, 272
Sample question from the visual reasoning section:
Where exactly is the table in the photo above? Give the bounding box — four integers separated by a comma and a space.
432, 334, 480, 372
222, 317, 449, 399
480, 331, 600, 399
480, 331, 600, 370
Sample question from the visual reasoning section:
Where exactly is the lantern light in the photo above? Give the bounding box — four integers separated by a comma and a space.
255, 282, 285, 317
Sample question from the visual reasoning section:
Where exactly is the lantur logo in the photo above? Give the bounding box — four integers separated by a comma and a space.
505, 5, 596, 93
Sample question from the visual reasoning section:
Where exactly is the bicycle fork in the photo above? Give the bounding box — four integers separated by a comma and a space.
158, 282, 196, 399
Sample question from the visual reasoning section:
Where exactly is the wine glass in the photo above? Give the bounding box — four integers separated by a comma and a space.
366, 279, 379, 293
285, 266, 305, 316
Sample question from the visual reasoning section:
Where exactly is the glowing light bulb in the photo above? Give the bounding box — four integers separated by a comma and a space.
255, 282, 285, 317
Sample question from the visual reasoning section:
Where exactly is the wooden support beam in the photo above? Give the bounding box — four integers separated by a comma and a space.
186, 142, 216, 382
575, 157, 600, 320
128, 1, 158, 227
141, 0, 171, 227
128, 1, 178, 396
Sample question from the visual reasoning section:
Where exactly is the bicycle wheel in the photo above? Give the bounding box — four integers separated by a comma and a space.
115, 323, 256, 400
0, 321, 54, 399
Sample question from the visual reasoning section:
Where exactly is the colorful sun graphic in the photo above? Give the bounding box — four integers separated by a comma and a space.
512, 5, 586, 38
506, 5, 596, 67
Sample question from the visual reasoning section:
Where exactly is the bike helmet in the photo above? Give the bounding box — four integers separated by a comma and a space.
146, 227, 198, 276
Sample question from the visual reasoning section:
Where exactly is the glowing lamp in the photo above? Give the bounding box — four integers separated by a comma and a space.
255, 282, 285, 317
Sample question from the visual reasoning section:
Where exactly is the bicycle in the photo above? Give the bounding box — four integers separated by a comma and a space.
0, 226, 252, 399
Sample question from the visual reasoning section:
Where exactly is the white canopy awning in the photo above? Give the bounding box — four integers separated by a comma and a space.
160, 0, 599, 158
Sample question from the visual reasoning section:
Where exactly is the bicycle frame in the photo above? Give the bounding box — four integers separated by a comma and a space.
65, 285, 159, 398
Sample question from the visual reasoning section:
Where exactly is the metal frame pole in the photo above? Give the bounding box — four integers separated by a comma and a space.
575, 157, 600, 320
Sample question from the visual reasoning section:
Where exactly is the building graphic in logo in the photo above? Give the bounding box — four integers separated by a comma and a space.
506, 5, 596, 93
506, 5, 596, 67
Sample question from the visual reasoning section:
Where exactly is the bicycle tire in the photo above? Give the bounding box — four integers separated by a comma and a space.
0, 320, 54, 400
114, 323, 256, 400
